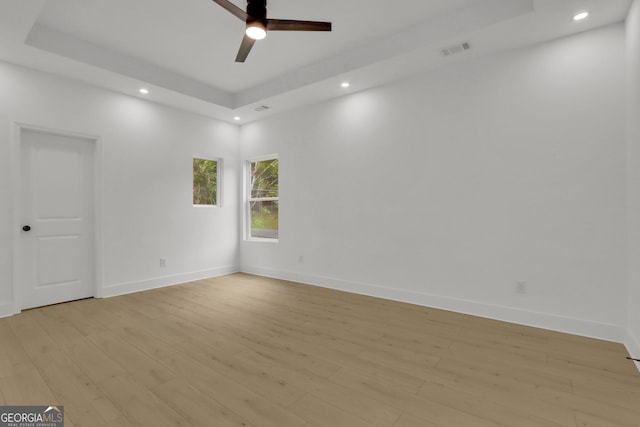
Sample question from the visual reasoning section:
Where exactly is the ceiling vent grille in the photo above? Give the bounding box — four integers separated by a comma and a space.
441, 42, 471, 57
253, 105, 270, 112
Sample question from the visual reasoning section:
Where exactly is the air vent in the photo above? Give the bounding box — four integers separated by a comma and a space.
253, 105, 270, 112
441, 42, 471, 57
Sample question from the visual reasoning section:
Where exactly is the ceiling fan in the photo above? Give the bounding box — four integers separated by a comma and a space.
212, 0, 332, 62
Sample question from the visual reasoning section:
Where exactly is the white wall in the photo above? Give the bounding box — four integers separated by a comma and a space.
240, 24, 628, 341
626, 0, 640, 366
0, 61, 240, 315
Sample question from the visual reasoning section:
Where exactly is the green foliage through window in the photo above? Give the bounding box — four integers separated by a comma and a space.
193, 158, 218, 205
248, 158, 278, 239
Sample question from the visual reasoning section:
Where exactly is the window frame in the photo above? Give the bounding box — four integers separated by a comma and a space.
192, 155, 223, 208
245, 154, 279, 242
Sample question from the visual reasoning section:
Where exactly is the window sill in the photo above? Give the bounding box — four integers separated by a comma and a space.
245, 238, 279, 243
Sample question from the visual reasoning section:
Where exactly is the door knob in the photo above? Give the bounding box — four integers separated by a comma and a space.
22, 225, 31, 232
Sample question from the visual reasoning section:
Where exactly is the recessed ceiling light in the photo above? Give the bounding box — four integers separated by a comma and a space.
139, 88, 149, 94
341, 82, 350, 88
573, 11, 589, 21
234, 116, 241, 121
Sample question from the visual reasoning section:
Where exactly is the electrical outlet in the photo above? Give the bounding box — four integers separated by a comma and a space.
516, 281, 527, 294
160, 258, 167, 268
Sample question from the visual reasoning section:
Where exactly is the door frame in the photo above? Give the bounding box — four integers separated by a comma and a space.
11, 122, 104, 314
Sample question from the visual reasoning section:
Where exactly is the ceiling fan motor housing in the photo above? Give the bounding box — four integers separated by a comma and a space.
247, 0, 267, 20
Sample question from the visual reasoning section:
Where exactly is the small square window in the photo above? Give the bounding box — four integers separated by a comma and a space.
193, 157, 220, 206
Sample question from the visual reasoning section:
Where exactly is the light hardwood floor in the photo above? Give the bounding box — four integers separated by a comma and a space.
1, 273, 639, 427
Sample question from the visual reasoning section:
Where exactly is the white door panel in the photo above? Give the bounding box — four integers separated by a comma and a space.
20, 129, 95, 310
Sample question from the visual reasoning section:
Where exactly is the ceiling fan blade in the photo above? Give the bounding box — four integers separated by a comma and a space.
235, 34, 256, 62
211, 0, 247, 21
266, 19, 332, 32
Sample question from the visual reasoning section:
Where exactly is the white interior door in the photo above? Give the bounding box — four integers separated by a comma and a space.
20, 129, 95, 310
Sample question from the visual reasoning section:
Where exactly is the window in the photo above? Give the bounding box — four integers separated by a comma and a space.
247, 156, 278, 240
193, 157, 220, 206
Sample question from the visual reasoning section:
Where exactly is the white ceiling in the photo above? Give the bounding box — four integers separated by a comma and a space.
0, 0, 632, 124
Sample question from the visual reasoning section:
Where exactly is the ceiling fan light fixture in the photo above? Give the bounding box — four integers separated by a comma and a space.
246, 21, 267, 40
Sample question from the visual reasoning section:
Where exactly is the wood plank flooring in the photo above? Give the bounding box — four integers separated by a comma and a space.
1, 273, 639, 427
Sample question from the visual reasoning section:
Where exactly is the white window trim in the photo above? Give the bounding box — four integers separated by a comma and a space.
193, 155, 223, 208
245, 154, 279, 242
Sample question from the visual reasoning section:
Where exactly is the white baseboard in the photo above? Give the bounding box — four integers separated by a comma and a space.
242, 266, 626, 344
0, 301, 18, 318
625, 329, 640, 373
101, 265, 240, 298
